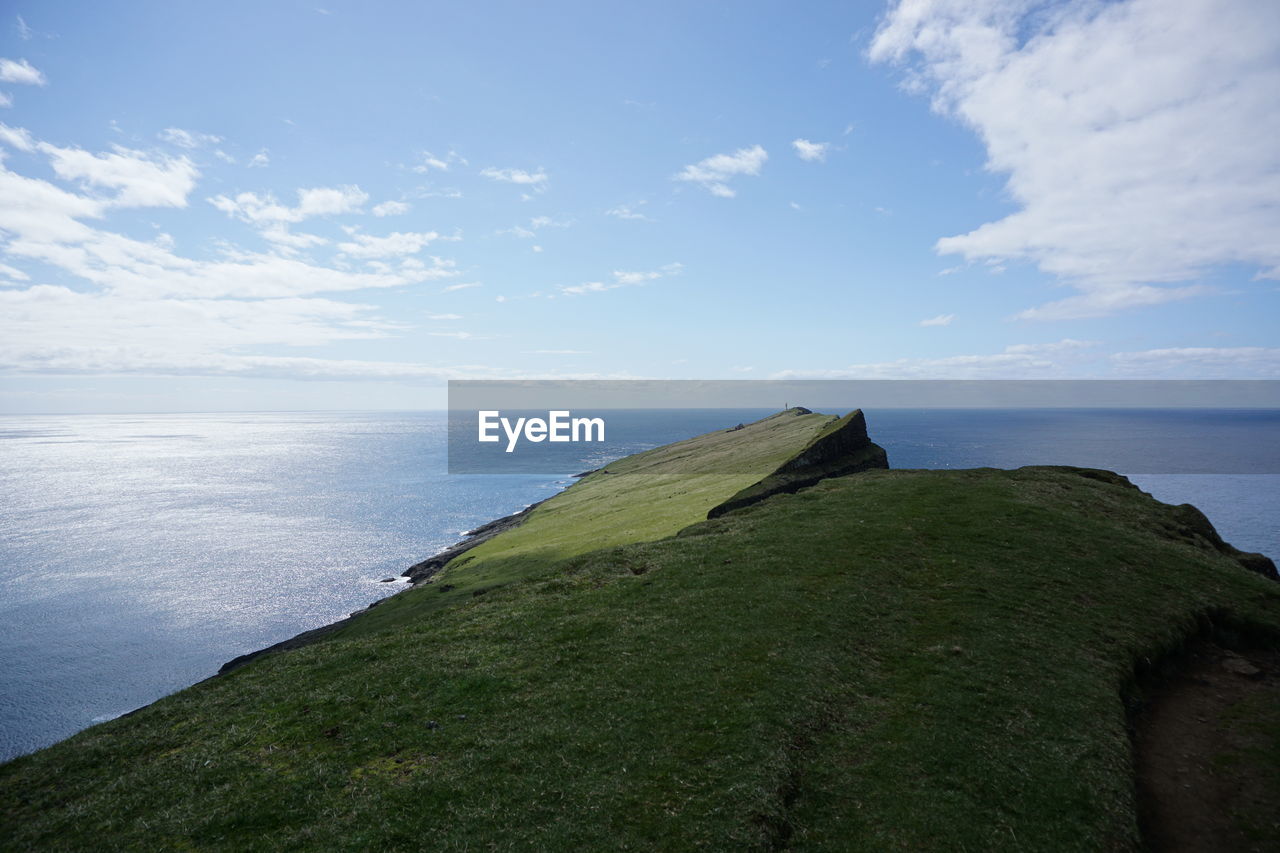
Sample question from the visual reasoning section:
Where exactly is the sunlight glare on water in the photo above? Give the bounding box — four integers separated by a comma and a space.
0, 411, 565, 761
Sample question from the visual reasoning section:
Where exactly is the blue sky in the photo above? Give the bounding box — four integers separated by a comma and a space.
1, 0, 1278, 412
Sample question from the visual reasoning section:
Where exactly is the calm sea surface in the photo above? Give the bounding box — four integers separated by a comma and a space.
1, 409, 1276, 761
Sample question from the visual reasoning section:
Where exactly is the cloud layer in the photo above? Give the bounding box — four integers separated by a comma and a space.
0, 127, 466, 380
871, 0, 1280, 319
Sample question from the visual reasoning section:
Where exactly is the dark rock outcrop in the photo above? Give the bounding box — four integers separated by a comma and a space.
401, 497, 551, 584
1043, 466, 1277, 582
1165, 502, 1278, 581
219, 597, 390, 675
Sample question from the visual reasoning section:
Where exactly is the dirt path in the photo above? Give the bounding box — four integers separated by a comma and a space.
1133, 640, 1280, 851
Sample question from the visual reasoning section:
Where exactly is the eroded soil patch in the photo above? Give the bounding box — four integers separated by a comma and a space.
1134, 640, 1280, 852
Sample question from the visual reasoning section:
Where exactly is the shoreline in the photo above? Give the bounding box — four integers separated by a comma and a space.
218, 484, 575, 675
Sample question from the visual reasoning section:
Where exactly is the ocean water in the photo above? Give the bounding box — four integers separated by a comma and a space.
0, 412, 569, 762
1, 409, 1276, 762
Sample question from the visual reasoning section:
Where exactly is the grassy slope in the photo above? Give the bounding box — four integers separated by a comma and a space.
3, 432, 1279, 850
348, 407, 836, 634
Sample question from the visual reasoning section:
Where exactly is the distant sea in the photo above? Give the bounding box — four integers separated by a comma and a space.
1, 409, 1276, 762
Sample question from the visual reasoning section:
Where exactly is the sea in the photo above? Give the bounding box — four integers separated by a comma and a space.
1, 409, 1276, 762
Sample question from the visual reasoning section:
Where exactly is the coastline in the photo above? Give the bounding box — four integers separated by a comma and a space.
217, 409, 884, 675
8, 409, 1280, 849
218, 489, 567, 674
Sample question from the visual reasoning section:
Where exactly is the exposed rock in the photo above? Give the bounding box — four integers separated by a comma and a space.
1166, 503, 1279, 581
1233, 550, 1280, 581
1028, 468, 1276, 583
401, 497, 552, 584
1221, 655, 1262, 679
220, 618, 355, 675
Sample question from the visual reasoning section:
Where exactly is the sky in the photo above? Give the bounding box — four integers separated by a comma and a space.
0, 0, 1278, 413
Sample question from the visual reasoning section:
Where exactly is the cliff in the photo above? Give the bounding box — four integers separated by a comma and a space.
2, 410, 1277, 851
707, 408, 888, 518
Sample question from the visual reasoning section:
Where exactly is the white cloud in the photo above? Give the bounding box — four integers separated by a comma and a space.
428, 330, 486, 340
158, 127, 222, 149
416, 154, 449, 172
560, 263, 681, 296
525, 349, 589, 355
674, 145, 767, 197
532, 245, 543, 253
0, 161, 456, 300
296, 185, 369, 217
772, 339, 1100, 379
792, 138, 830, 162
0, 282, 460, 382
412, 150, 466, 173
871, 0, 1280, 319
441, 282, 481, 292
919, 313, 954, 327
209, 184, 368, 225
0, 262, 29, 280
248, 149, 270, 168
16, 16, 32, 40
1110, 346, 1280, 377
426, 313, 462, 320
606, 202, 652, 221
613, 269, 663, 286
1015, 283, 1211, 321
260, 224, 327, 250
0, 58, 44, 86
481, 166, 549, 191
0, 285, 393, 348
559, 281, 609, 295
39, 143, 199, 208
337, 231, 444, 258
0, 140, 479, 383
1003, 339, 1097, 355
372, 200, 410, 217
0, 122, 34, 151
502, 215, 569, 239
0, 159, 106, 248
0, 92, 12, 108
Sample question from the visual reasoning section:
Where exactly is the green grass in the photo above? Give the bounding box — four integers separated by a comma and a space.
346, 407, 837, 634
3, 459, 1278, 850
1216, 667, 1280, 845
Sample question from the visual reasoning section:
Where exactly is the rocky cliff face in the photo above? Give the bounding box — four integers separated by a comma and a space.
1165, 501, 1278, 581
707, 408, 889, 519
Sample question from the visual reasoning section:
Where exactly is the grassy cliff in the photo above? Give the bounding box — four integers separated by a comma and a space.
1, 411, 1277, 851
